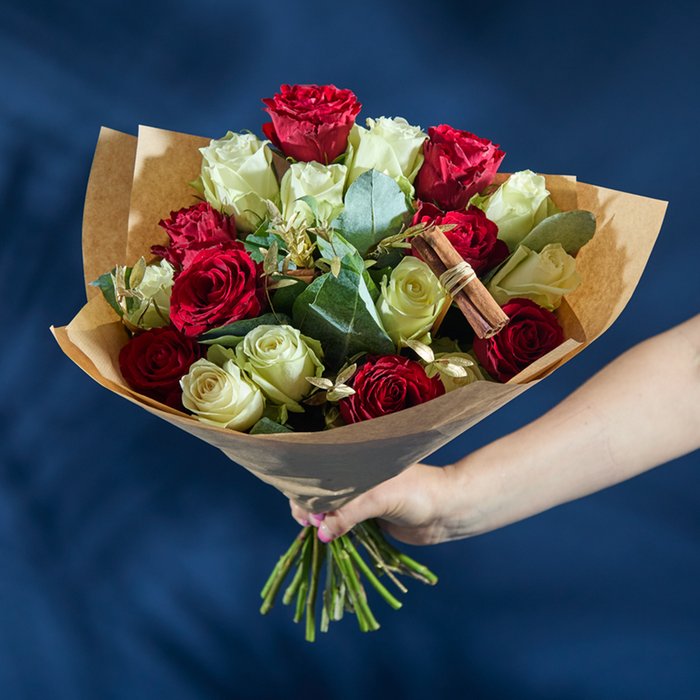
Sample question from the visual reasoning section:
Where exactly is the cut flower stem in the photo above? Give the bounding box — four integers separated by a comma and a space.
260, 519, 438, 641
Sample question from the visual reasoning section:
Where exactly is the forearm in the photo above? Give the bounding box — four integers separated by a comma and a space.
446, 315, 700, 539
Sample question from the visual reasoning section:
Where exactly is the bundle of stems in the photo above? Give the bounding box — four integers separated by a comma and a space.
260, 520, 438, 641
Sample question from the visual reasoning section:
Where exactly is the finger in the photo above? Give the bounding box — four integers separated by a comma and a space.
288, 500, 310, 527
317, 490, 385, 543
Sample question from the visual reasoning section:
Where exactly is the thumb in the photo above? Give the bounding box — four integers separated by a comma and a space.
316, 490, 385, 543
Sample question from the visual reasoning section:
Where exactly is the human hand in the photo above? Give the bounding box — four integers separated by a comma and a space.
289, 462, 459, 546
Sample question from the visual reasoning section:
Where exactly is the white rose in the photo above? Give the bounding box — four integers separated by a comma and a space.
197, 131, 280, 232
488, 243, 580, 310
280, 162, 347, 225
181, 358, 264, 431
346, 117, 427, 196
425, 352, 484, 392
235, 325, 324, 412
376, 257, 448, 346
124, 259, 174, 330
483, 170, 552, 251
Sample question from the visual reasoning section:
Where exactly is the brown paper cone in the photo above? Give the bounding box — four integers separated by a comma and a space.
51, 126, 667, 512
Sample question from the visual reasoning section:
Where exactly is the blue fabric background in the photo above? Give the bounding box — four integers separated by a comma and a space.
1, 1, 698, 698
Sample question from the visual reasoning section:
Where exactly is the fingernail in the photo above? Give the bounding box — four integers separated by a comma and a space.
300, 518, 310, 527
317, 523, 333, 543
309, 513, 326, 526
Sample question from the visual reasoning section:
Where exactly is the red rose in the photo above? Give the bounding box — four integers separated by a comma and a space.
473, 298, 564, 382
414, 124, 505, 210
118, 327, 203, 409
262, 84, 361, 164
339, 354, 445, 424
412, 203, 509, 276
151, 202, 236, 270
169, 243, 266, 337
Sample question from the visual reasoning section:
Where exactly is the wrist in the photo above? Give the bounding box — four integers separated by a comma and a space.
436, 457, 492, 541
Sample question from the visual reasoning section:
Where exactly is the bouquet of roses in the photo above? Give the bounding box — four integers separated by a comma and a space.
53, 84, 666, 641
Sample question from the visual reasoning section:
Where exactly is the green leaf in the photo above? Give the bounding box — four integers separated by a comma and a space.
292, 242, 394, 369
518, 210, 596, 255
200, 334, 244, 348
272, 279, 308, 316
480, 209, 597, 286
90, 271, 123, 317
199, 312, 292, 342
316, 232, 379, 301
206, 344, 237, 366
250, 417, 293, 434
244, 225, 287, 263
334, 170, 411, 256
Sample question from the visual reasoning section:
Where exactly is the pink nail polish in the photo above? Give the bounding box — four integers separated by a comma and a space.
309, 513, 326, 526
317, 523, 333, 543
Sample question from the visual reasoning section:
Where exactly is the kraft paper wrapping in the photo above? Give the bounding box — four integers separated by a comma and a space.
51, 126, 667, 512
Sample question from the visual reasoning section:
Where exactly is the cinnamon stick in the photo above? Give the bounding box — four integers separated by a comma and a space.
417, 227, 509, 339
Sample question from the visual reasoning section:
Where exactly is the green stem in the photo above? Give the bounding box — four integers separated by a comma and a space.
282, 536, 311, 605
320, 546, 334, 633
355, 524, 408, 593
331, 538, 380, 632
260, 527, 311, 614
293, 539, 313, 624
343, 536, 402, 610
364, 520, 439, 585
305, 536, 323, 642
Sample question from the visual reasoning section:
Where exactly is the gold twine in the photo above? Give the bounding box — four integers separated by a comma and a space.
439, 261, 476, 297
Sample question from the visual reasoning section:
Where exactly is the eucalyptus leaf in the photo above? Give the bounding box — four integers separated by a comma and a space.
334, 170, 411, 256
317, 232, 379, 301
292, 250, 394, 369
90, 271, 123, 317
199, 312, 292, 342
244, 228, 288, 263
250, 417, 293, 434
518, 210, 596, 255
272, 279, 307, 316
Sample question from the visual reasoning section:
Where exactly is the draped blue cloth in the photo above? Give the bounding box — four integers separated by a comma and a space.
1, 1, 698, 697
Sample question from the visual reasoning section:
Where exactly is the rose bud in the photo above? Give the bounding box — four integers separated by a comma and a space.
234, 325, 325, 412
196, 131, 280, 232
412, 204, 509, 276
472, 298, 564, 382
262, 84, 361, 164
151, 202, 237, 270
118, 327, 203, 409
346, 116, 427, 196
376, 257, 448, 346
339, 354, 445, 424
280, 161, 347, 225
414, 124, 505, 211
480, 170, 554, 251
487, 243, 580, 310
169, 243, 266, 338
181, 358, 264, 431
